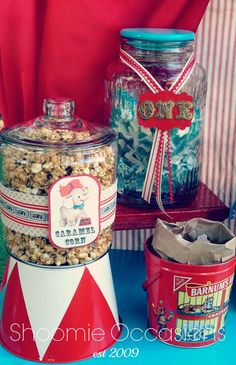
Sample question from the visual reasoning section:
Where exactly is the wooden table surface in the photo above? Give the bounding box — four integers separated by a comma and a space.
113, 182, 229, 231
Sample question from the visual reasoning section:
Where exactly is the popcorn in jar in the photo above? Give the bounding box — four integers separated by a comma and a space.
0, 98, 117, 266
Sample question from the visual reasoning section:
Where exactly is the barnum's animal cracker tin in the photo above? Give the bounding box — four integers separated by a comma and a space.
144, 237, 236, 347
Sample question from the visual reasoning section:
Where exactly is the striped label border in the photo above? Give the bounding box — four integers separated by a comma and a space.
0, 180, 117, 237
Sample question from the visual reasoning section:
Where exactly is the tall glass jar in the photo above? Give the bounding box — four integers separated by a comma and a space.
0, 99, 117, 266
105, 28, 207, 207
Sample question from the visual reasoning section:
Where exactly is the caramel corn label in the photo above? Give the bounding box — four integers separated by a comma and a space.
49, 175, 101, 248
0, 180, 117, 244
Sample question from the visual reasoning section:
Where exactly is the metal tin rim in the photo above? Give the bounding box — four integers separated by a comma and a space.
146, 236, 236, 269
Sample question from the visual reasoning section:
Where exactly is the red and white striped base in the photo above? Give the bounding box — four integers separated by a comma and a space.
0, 254, 120, 363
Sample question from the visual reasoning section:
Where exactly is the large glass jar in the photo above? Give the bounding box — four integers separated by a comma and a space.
105, 28, 207, 207
0, 99, 117, 266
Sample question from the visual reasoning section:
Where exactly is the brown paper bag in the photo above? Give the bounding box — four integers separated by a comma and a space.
152, 218, 236, 265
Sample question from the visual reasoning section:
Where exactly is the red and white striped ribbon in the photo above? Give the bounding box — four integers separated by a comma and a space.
0, 181, 117, 237
120, 48, 196, 212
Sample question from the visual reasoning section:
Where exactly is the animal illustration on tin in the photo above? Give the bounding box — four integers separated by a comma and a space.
152, 302, 174, 334
177, 323, 215, 342
178, 296, 217, 315
59, 179, 91, 227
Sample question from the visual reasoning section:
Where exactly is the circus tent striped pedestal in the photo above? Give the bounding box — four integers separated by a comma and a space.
0, 252, 120, 363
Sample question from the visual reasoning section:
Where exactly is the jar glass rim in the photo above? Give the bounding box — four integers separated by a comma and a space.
1, 125, 117, 149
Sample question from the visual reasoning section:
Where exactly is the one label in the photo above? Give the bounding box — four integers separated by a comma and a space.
0, 179, 117, 244
137, 90, 194, 131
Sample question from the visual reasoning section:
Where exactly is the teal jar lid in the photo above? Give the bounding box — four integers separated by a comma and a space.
120, 28, 195, 42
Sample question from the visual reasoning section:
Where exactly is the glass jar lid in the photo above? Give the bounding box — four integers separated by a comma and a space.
1, 98, 116, 148
120, 28, 195, 42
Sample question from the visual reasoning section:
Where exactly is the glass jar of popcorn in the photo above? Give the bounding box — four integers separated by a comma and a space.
0, 98, 117, 266
105, 28, 207, 207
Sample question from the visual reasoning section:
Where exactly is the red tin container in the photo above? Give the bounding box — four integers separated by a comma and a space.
144, 236, 236, 347
0, 252, 120, 363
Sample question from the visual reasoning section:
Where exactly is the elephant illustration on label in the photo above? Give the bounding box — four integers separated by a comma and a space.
59, 179, 90, 227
